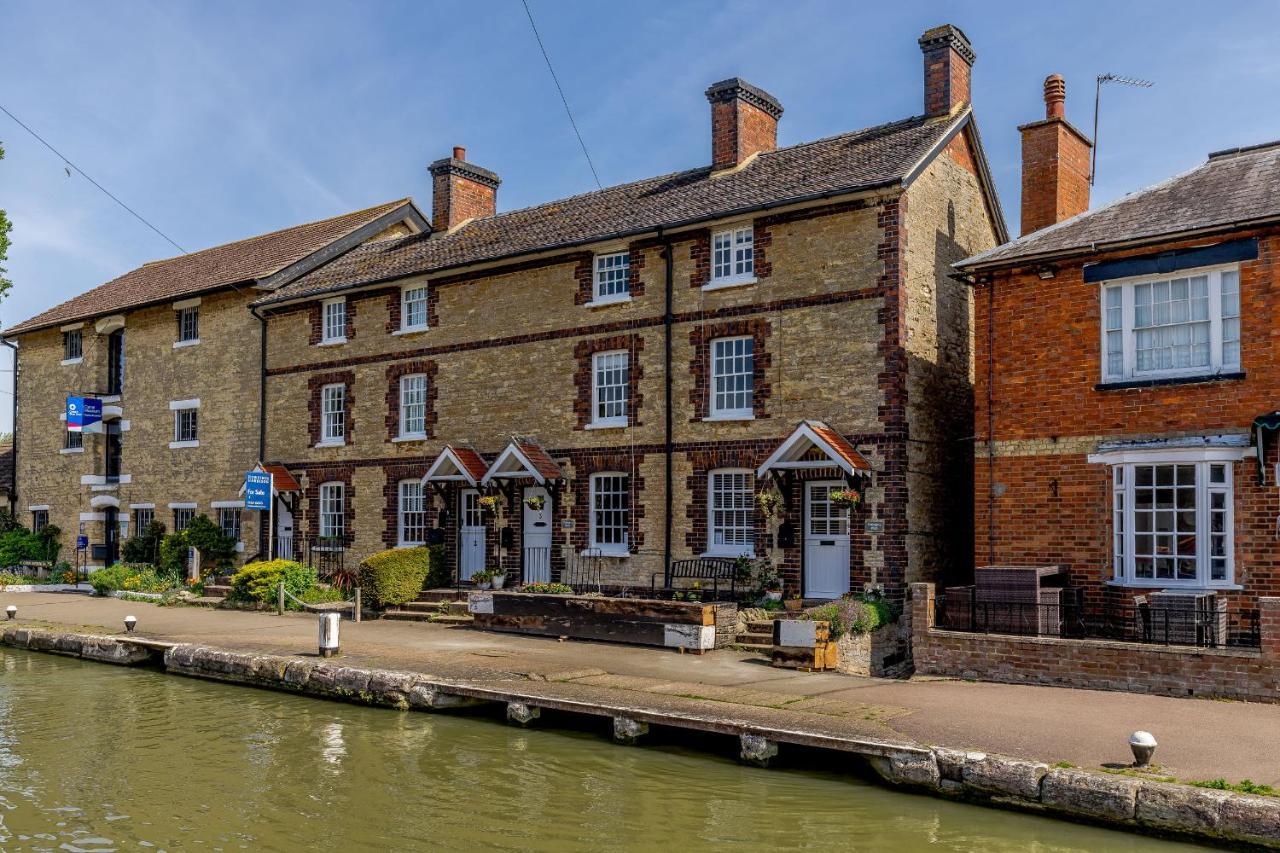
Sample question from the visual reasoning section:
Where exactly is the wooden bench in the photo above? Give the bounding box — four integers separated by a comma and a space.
651, 557, 739, 599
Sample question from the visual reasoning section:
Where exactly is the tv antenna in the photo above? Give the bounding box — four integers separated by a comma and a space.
1092, 73, 1153, 185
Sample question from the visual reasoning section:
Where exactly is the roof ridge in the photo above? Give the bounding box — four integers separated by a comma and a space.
1207, 138, 1280, 160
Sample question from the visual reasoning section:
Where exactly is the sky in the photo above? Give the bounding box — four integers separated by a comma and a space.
2, 0, 1279, 432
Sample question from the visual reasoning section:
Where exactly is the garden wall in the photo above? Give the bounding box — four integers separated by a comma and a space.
911, 583, 1280, 703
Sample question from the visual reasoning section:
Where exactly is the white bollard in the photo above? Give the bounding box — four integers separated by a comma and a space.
1129, 731, 1157, 767
5, 605, 15, 621
319, 611, 341, 658
124, 615, 137, 634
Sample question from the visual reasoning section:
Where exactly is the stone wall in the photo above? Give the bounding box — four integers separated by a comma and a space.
911, 583, 1280, 703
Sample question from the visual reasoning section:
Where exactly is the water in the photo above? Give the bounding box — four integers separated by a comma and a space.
0, 649, 1209, 852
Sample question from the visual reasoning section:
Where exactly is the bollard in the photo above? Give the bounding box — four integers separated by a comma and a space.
353, 587, 362, 623
1129, 731, 1157, 767
5, 604, 15, 620
278, 581, 285, 616
124, 615, 137, 634
319, 611, 341, 658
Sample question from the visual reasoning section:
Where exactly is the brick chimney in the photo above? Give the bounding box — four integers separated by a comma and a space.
705, 78, 783, 172
919, 24, 976, 117
1019, 75, 1093, 236
429, 146, 500, 232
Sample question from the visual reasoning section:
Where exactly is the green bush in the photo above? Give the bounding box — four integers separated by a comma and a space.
123, 520, 167, 564
520, 582, 574, 595
90, 563, 171, 595
358, 547, 433, 608
422, 543, 448, 589
0, 525, 61, 568
801, 595, 898, 639
184, 514, 237, 571
229, 560, 316, 604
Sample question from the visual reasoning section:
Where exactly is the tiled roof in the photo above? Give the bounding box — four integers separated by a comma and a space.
807, 421, 872, 472
515, 441, 563, 482
256, 111, 967, 306
5, 198, 418, 335
960, 140, 1280, 270
449, 446, 491, 483
262, 463, 301, 493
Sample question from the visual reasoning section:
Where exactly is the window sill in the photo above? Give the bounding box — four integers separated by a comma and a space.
584, 294, 632, 309
585, 420, 628, 430
314, 440, 346, 449
101, 395, 121, 404
702, 276, 757, 292
392, 326, 429, 337
60, 357, 83, 367
1096, 371, 1245, 392
392, 434, 428, 443
1105, 580, 1243, 592
59, 447, 85, 455
316, 338, 347, 347
701, 550, 754, 559
172, 339, 201, 349
169, 440, 200, 449
703, 413, 754, 422
584, 547, 630, 558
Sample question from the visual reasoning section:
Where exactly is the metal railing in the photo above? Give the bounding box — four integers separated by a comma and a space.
934, 588, 1260, 650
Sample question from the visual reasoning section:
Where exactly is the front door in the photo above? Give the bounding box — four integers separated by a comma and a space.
522, 486, 552, 583
103, 507, 120, 567
458, 489, 485, 582
804, 481, 850, 599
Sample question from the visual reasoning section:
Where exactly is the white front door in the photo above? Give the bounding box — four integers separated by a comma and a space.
459, 489, 485, 582
522, 486, 553, 584
804, 481, 851, 599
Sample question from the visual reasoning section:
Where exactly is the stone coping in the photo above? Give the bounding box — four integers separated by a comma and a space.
0, 583, 92, 593
928, 628, 1266, 660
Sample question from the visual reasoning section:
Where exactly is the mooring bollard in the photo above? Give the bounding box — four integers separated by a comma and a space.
5, 604, 15, 621
319, 611, 341, 658
353, 587, 362, 623
278, 581, 285, 616
1129, 731, 1157, 767
124, 615, 137, 634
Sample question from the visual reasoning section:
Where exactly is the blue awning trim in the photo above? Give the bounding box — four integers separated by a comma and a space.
1082, 238, 1258, 283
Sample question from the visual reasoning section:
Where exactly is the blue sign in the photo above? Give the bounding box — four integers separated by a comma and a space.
66, 396, 103, 432
76, 535, 88, 550
244, 470, 273, 511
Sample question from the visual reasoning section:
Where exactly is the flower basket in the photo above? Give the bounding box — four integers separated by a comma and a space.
829, 489, 861, 508
523, 495, 545, 511
756, 490, 782, 519
478, 495, 501, 513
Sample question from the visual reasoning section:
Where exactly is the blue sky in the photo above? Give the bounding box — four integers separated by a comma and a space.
2, 1, 1278, 431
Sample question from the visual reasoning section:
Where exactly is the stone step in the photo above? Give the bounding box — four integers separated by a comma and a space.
381, 610, 435, 622
747, 620, 777, 631
416, 588, 464, 604
188, 596, 225, 607
434, 614, 474, 625
444, 601, 470, 615
203, 585, 232, 599
735, 641, 773, 654
400, 601, 444, 613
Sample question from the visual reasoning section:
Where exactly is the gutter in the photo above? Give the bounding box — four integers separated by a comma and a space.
1, 338, 15, 515
248, 306, 268, 462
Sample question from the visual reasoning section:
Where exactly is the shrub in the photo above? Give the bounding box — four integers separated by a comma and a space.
229, 560, 316, 604
358, 547, 433, 608
0, 526, 54, 568
184, 514, 237, 571
520, 582, 574, 595
90, 563, 171, 595
422, 543, 449, 589
123, 520, 167, 564
157, 533, 189, 583
801, 595, 896, 639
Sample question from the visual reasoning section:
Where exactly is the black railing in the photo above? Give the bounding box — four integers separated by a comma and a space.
935, 588, 1260, 650
306, 536, 352, 579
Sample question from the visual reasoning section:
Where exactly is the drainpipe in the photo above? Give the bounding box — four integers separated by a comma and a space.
1, 338, 15, 515
984, 275, 996, 566
660, 227, 674, 572
249, 306, 267, 462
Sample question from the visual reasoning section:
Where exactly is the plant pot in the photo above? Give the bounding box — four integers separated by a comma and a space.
475, 579, 492, 590
764, 590, 783, 603
784, 599, 804, 613
491, 574, 507, 590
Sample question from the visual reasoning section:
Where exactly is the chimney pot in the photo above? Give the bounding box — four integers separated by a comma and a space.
1044, 74, 1066, 119
453, 146, 466, 160
429, 148, 500, 232
1018, 74, 1093, 235
919, 24, 976, 117
705, 78, 783, 172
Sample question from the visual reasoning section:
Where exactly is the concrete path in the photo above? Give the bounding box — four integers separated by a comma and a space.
6, 590, 1279, 786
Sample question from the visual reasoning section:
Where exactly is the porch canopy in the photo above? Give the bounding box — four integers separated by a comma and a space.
481, 439, 563, 487
423, 445, 489, 488
756, 420, 872, 484
238, 462, 301, 496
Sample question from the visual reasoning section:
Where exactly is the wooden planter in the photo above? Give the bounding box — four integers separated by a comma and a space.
468, 592, 737, 652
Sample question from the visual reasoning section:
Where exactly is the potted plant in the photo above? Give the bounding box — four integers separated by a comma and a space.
784, 592, 804, 613
829, 488, 861, 508
756, 489, 782, 520
478, 495, 501, 514
473, 570, 494, 590
490, 569, 508, 590
686, 581, 702, 602
523, 494, 545, 511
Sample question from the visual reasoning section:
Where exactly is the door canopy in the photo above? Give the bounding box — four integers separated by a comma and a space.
238, 462, 301, 496
423, 445, 489, 488
757, 420, 872, 481
481, 439, 563, 486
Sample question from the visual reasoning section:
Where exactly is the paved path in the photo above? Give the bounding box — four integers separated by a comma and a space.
7, 590, 1279, 785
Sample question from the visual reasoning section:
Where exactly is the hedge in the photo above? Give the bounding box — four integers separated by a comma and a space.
230, 560, 316, 603
359, 545, 443, 608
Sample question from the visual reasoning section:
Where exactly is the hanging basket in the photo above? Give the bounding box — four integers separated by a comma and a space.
478, 495, 501, 513
829, 489, 861, 508
756, 490, 783, 519
523, 495, 545, 511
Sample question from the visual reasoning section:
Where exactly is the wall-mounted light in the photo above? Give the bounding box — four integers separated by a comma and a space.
1036, 265, 1058, 280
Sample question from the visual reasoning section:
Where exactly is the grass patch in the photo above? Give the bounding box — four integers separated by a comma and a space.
1189, 779, 1278, 797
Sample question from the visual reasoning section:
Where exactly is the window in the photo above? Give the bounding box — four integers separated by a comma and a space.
321, 298, 347, 344
177, 306, 199, 343
64, 428, 83, 451
402, 286, 429, 330
398, 480, 428, 546
1101, 267, 1241, 382
173, 508, 195, 531
107, 329, 125, 395
593, 252, 630, 301
1110, 459, 1234, 586
174, 409, 198, 444
708, 470, 754, 557
133, 507, 154, 531
62, 329, 82, 361
31, 510, 48, 533
218, 508, 241, 541
320, 384, 345, 444
319, 482, 345, 540
104, 419, 122, 483
589, 473, 630, 554
710, 336, 754, 418
399, 374, 428, 438
710, 226, 754, 286
591, 351, 629, 427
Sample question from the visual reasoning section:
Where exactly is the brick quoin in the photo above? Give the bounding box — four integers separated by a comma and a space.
874, 196, 911, 603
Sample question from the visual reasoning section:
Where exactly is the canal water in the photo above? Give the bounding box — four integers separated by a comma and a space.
1, 649, 1209, 852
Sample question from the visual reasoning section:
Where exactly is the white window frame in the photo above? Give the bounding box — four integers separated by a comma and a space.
592, 251, 631, 304
132, 506, 154, 531
708, 335, 754, 420
707, 225, 755, 289
397, 479, 428, 546
172, 507, 196, 532
320, 297, 347, 345
1099, 264, 1241, 383
588, 472, 630, 556
396, 374, 429, 440
706, 469, 755, 557
589, 350, 629, 429
62, 328, 83, 363
399, 285, 430, 332
169, 399, 200, 449
318, 482, 345, 540
31, 509, 49, 533
319, 384, 346, 446
175, 305, 200, 346
1093, 447, 1240, 589
218, 507, 241, 541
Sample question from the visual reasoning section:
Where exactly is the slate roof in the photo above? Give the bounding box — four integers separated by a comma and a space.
960, 140, 1280, 270
5, 198, 418, 336
256, 111, 971, 307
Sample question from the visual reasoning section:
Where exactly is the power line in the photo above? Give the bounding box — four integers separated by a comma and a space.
520, 0, 602, 190
0, 104, 187, 254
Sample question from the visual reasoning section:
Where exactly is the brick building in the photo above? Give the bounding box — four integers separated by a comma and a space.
957, 76, 1279, 613
250, 24, 1005, 600
2, 200, 428, 567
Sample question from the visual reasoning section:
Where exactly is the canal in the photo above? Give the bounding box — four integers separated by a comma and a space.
1, 648, 1210, 851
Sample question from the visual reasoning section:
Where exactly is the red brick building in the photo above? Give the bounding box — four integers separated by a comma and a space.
958, 77, 1278, 616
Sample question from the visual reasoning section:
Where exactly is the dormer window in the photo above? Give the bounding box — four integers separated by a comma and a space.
708, 226, 755, 288
401, 286, 429, 331
321, 298, 347, 344
593, 252, 630, 303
